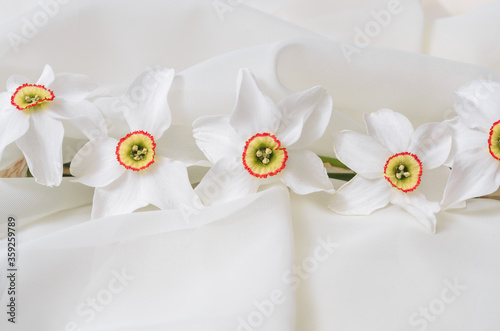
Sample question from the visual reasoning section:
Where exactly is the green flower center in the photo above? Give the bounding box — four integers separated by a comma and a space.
242, 133, 287, 178
11, 84, 54, 111
384, 152, 422, 192
488, 120, 500, 161
116, 131, 156, 171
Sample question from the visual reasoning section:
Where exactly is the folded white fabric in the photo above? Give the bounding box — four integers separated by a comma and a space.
0, 184, 295, 331
291, 189, 500, 331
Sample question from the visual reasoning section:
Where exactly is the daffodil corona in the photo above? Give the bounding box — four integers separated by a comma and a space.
11, 84, 55, 111
384, 152, 422, 192
242, 133, 287, 178
488, 120, 500, 161
116, 131, 156, 171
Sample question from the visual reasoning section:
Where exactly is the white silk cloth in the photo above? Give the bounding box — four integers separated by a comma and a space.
1, 0, 500, 330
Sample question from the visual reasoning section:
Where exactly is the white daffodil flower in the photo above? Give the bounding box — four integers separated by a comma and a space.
329, 109, 452, 233
441, 80, 500, 209
0, 64, 106, 186
70, 68, 198, 219
193, 68, 333, 205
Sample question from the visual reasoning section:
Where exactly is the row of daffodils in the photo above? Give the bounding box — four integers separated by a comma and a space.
1, 65, 499, 233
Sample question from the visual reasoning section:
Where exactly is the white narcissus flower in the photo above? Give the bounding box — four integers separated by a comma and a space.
329, 109, 452, 233
442, 80, 500, 209
70, 68, 198, 219
193, 68, 333, 205
0, 64, 106, 186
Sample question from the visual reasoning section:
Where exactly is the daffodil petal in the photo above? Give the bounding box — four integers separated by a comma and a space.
48, 98, 107, 139
453, 80, 500, 131
408, 122, 452, 170
441, 147, 500, 209
409, 166, 449, 209
48, 72, 103, 101
155, 125, 210, 167
391, 190, 440, 233
0, 104, 29, 160
123, 67, 174, 138
6, 75, 30, 93
447, 118, 488, 165
70, 137, 125, 188
141, 156, 197, 210
195, 157, 259, 206
277, 86, 332, 149
94, 96, 130, 138
364, 109, 414, 154
91, 171, 146, 219
280, 149, 333, 194
193, 115, 241, 164
334, 130, 390, 179
15, 111, 63, 187
36, 64, 55, 87
229, 68, 280, 138
329, 176, 391, 215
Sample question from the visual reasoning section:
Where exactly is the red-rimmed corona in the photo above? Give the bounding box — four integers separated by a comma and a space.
116, 131, 156, 171
242, 133, 288, 178
384, 152, 422, 192
488, 120, 500, 161
11, 84, 55, 110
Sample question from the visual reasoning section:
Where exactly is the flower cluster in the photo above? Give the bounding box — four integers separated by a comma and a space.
0, 66, 498, 232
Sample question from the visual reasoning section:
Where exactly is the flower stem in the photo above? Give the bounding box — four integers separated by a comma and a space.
318, 156, 350, 170
328, 172, 356, 181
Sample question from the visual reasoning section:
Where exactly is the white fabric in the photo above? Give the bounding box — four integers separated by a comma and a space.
1, 1, 500, 330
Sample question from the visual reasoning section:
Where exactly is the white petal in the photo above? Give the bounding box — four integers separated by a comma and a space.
141, 156, 197, 209
94, 96, 131, 138
329, 176, 391, 215
192, 115, 241, 164
48, 72, 101, 101
70, 137, 125, 188
91, 171, 146, 219
453, 80, 500, 131
156, 125, 211, 167
123, 67, 174, 138
6, 75, 30, 93
229, 68, 280, 139
276, 86, 332, 148
408, 122, 452, 170
441, 148, 500, 209
0, 108, 29, 160
364, 109, 414, 154
333, 131, 390, 179
15, 111, 64, 186
391, 191, 440, 233
47, 98, 107, 139
417, 166, 451, 203
36, 64, 55, 87
280, 149, 333, 194
195, 157, 259, 205
446, 118, 487, 165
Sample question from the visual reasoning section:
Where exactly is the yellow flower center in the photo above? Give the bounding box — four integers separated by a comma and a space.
488, 120, 500, 161
242, 133, 287, 178
116, 131, 156, 171
11, 84, 55, 111
384, 152, 422, 192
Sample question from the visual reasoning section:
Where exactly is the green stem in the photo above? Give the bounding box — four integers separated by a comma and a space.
328, 172, 356, 181
318, 156, 350, 170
